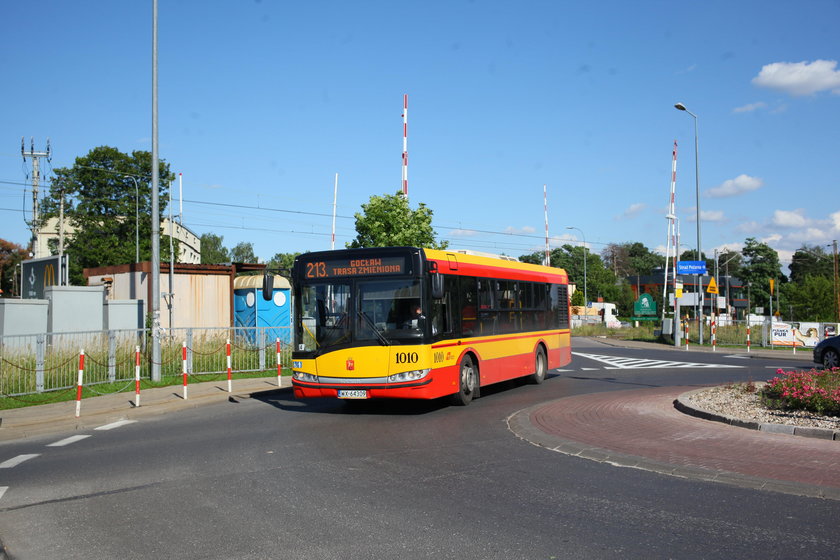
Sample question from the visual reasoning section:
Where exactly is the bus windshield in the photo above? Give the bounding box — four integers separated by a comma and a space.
296, 278, 423, 353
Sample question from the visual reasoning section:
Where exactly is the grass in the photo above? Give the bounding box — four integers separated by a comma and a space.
572, 323, 660, 341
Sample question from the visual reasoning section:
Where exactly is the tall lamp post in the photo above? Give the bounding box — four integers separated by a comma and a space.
566, 226, 587, 307
675, 102, 703, 344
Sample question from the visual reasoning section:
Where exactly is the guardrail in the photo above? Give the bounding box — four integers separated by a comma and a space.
0, 326, 293, 399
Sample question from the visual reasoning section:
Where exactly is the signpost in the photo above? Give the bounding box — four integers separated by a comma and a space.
21, 255, 68, 299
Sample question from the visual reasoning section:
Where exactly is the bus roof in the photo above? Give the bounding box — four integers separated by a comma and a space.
423, 248, 568, 284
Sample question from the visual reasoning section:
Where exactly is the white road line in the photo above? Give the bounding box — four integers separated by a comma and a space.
572, 352, 743, 369
47, 435, 91, 447
0, 454, 40, 468
96, 420, 137, 431
0, 486, 7, 500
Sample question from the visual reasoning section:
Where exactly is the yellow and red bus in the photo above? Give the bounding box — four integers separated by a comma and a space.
285, 246, 570, 405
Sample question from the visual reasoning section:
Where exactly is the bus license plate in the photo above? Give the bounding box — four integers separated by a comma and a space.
338, 389, 368, 399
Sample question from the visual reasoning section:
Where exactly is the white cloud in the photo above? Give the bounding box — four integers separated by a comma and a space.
761, 234, 782, 244
752, 59, 840, 96
732, 102, 767, 113
700, 210, 725, 222
617, 203, 646, 220
736, 220, 762, 233
705, 174, 763, 198
831, 211, 840, 231
504, 226, 536, 235
803, 227, 828, 242
449, 229, 478, 237
771, 209, 809, 228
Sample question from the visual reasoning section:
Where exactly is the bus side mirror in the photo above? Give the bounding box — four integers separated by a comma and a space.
431, 273, 444, 300
262, 274, 274, 301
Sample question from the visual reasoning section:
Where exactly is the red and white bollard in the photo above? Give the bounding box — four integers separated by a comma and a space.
226, 338, 232, 393
135, 346, 141, 407
746, 326, 751, 353
684, 321, 689, 350
182, 341, 188, 400
276, 338, 282, 387
75, 349, 85, 418
711, 319, 717, 352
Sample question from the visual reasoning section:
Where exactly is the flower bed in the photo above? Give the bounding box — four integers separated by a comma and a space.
761, 367, 840, 417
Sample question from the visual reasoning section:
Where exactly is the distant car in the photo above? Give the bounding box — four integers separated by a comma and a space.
813, 335, 840, 369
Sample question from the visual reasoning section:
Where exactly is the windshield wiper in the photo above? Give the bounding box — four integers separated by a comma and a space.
358, 310, 390, 346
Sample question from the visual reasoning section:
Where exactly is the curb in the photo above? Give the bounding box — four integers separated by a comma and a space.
674, 387, 840, 441
0, 380, 293, 443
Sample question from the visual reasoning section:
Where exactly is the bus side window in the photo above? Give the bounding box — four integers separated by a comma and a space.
459, 276, 477, 337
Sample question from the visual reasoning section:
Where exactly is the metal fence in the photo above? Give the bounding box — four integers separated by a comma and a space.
0, 326, 293, 398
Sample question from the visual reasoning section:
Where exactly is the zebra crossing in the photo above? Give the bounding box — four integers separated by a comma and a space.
570, 352, 744, 370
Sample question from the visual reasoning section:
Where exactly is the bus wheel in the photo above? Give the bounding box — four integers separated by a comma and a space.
528, 346, 547, 384
450, 355, 477, 406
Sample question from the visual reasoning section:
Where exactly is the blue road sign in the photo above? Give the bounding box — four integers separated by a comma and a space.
677, 260, 707, 275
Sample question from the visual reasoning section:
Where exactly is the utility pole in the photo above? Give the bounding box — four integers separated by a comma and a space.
151, 0, 162, 382
21, 137, 51, 258
833, 240, 839, 323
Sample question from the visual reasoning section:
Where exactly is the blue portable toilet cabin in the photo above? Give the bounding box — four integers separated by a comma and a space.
233, 275, 292, 346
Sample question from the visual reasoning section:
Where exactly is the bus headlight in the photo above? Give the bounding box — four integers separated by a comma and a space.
293, 371, 319, 383
388, 369, 431, 383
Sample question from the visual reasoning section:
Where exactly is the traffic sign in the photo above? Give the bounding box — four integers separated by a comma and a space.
677, 260, 707, 275
706, 277, 719, 294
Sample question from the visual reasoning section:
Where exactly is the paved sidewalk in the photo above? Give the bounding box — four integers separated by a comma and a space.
0, 376, 291, 442
508, 336, 839, 500
509, 386, 840, 500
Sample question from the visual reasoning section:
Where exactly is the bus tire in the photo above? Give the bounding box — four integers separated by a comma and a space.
450, 355, 477, 406
528, 346, 547, 384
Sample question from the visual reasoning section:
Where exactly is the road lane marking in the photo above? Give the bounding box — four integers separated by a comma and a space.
0, 486, 7, 500
47, 435, 91, 447
96, 420, 137, 431
0, 454, 40, 468
572, 352, 743, 369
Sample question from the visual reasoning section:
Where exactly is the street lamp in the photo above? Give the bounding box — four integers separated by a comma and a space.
566, 226, 587, 307
124, 175, 140, 263
675, 102, 703, 344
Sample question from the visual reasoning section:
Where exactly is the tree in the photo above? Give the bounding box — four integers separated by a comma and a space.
782, 275, 834, 322
230, 242, 258, 263
200, 233, 230, 264
603, 242, 664, 276
348, 192, 448, 249
789, 245, 833, 284
738, 237, 784, 310
267, 252, 301, 273
0, 239, 26, 297
41, 146, 175, 284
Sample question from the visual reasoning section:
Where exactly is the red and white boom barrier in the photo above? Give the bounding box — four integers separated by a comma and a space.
75, 349, 85, 418
276, 338, 282, 387
135, 346, 141, 407
226, 339, 232, 393
182, 341, 188, 400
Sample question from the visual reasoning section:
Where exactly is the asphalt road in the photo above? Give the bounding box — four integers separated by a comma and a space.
1, 338, 838, 559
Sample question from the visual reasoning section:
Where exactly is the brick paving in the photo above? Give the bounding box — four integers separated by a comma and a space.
509, 386, 840, 499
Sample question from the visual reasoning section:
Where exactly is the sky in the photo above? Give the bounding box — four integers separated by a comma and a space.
2, 0, 839, 271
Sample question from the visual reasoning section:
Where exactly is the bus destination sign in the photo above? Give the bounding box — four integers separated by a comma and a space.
304, 256, 406, 279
